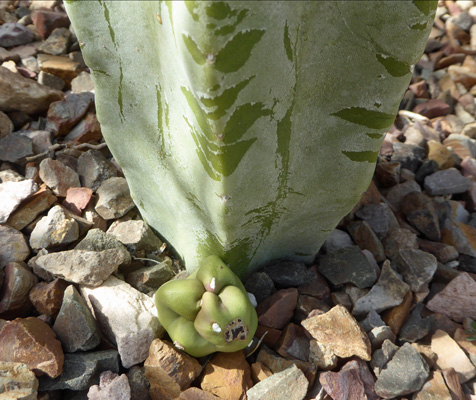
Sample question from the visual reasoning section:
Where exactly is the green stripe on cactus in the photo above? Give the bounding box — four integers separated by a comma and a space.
376, 54, 411, 78
332, 107, 396, 130
342, 151, 379, 163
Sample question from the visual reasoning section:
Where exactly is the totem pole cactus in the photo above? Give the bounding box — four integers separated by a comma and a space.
64, 1, 435, 279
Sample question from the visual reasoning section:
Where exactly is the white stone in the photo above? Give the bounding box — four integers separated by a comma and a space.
0, 179, 37, 223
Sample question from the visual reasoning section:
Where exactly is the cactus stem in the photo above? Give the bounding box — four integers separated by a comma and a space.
212, 322, 222, 333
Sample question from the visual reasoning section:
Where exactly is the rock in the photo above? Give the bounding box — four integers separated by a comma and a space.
31, 10, 69, 38
64, 112, 102, 144
75, 228, 131, 265
244, 272, 275, 306
255, 325, 282, 348
401, 191, 441, 241
360, 310, 386, 333
77, 149, 118, 192
35, 249, 126, 286
144, 339, 202, 400
126, 366, 150, 400
71, 71, 95, 93
39, 158, 80, 197
352, 260, 410, 316
385, 179, 421, 211
354, 203, 398, 239
413, 370, 453, 400
297, 268, 331, 301
413, 99, 451, 118
62, 186, 93, 215
431, 329, 476, 383
29, 278, 69, 318
370, 339, 399, 378
308, 339, 338, 371
29, 205, 79, 250
426, 272, 476, 322
6, 186, 57, 231
87, 371, 131, 400
459, 254, 476, 273
38, 350, 119, 391
301, 305, 372, 361
417, 238, 459, 263
108, 220, 162, 252
0, 110, 13, 138
375, 160, 401, 188
0, 66, 63, 114
441, 368, 466, 400
399, 303, 434, 343
81, 276, 163, 368
246, 364, 308, 400
126, 260, 174, 294
53, 285, 101, 352
441, 220, 476, 258
46, 92, 94, 137
0, 22, 34, 47
391, 143, 426, 172
0, 225, 30, 268
38, 70, 65, 91
394, 249, 438, 292
200, 351, 253, 400
256, 288, 298, 329
0, 131, 33, 163
250, 362, 273, 384
321, 229, 354, 253
294, 294, 330, 322
0, 362, 38, 400
427, 140, 455, 169
382, 290, 413, 336
415, 159, 439, 184
20, 130, 53, 155
424, 168, 472, 196
263, 261, 315, 289
0, 317, 64, 378
38, 27, 71, 56
374, 342, 429, 399
317, 246, 377, 289
443, 133, 476, 159
382, 228, 419, 259
0, 262, 37, 319
368, 326, 396, 350
274, 323, 310, 361
95, 177, 135, 220
0, 179, 37, 223
319, 360, 378, 400
37, 53, 81, 82
346, 220, 386, 262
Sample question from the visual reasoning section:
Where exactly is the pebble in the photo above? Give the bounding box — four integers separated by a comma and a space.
318, 246, 377, 289
179, 388, 220, 400
201, 351, 253, 400
39, 158, 80, 197
294, 294, 330, 322
0, 22, 34, 47
0, 361, 38, 400
297, 267, 331, 301
0, 178, 37, 223
394, 249, 438, 292
427, 140, 455, 169
385, 180, 421, 211
400, 191, 441, 241
0, 131, 33, 163
0, 224, 30, 268
382, 228, 419, 259
108, 220, 163, 252
391, 143, 426, 172
81, 276, 163, 368
29, 278, 68, 318
424, 168, 472, 195
442, 368, 466, 400
443, 133, 476, 159
417, 238, 459, 263
38, 70, 65, 91
38, 350, 119, 391
0, 65, 63, 114
0, 317, 64, 378
354, 203, 398, 239
370, 339, 399, 377
256, 288, 298, 329
368, 326, 396, 350
77, 149, 117, 191
352, 260, 410, 316
38, 26, 71, 56
65, 112, 102, 144
53, 285, 101, 352
244, 271, 275, 305
95, 177, 135, 219
37, 53, 81, 82
246, 364, 308, 400
0, 110, 13, 138
413, 370, 453, 400
375, 160, 401, 188
126, 259, 174, 295
321, 228, 354, 253
31, 10, 69, 38
250, 362, 273, 384
71, 71, 95, 93
301, 305, 372, 361
144, 339, 202, 400
62, 186, 93, 215
399, 303, 434, 343
274, 323, 310, 361
126, 365, 150, 400
374, 342, 430, 399
309, 339, 338, 371
346, 220, 386, 262
413, 99, 451, 118
87, 371, 131, 400
263, 261, 315, 288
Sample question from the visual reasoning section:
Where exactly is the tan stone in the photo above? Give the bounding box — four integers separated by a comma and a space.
309, 339, 338, 371
200, 351, 253, 400
382, 290, 413, 335
179, 388, 221, 400
431, 329, 476, 383
301, 305, 371, 361
0, 361, 38, 400
37, 54, 81, 82
454, 328, 476, 357
250, 362, 273, 384
411, 343, 438, 369
427, 140, 455, 169
144, 339, 202, 400
413, 371, 452, 400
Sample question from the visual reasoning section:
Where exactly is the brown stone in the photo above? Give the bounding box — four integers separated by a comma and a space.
427, 140, 455, 169
179, 388, 221, 400
417, 239, 459, 263
382, 290, 413, 336
28, 278, 69, 318
413, 371, 452, 400
442, 368, 466, 400
411, 343, 438, 369
250, 362, 273, 384
31, 10, 69, 38
375, 160, 401, 188
301, 305, 372, 361
256, 288, 298, 330
297, 268, 331, 302
62, 187, 93, 216
144, 339, 202, 400
0, 317, 63, 378
200, 351, 252, 400
0, 225, 30, 268
274, 323, 310, 362
64, 112, 102, 144
382, 228, 419, 259
295, 294, 330, 322
347, 220, 386, 262
39, 158, 80, 197
254, 325, 282, 348
413, 99, 451, 118
309, 339, 338, 371
0, 361, 38, 400
37, 54, 81, 83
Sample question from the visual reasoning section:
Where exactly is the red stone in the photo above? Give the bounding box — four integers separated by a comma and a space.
31, 10, 69, 38
413, 99, 451, 119
29, 278, 69, 318
256, 288, 298, 329
62, 187, 93, 215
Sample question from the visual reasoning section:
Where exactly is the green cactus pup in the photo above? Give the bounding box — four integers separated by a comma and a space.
154, 255, 258, 357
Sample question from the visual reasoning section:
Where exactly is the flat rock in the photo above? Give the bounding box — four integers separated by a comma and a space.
322, 228, 354, 253
62, 186, 93, 215
81, 276, 163, 368
426, 272, 476, 322
0, 361, 38, 400
31, 10, 69, 38
401, 191, 441, 241
394, 249, 437, 292
39, 158, 80, 197
318, 246, 378, 289
0, 317, 64, 378
144, 339, 203, 400
0, 179, 37, 223
0, 225, 30, 268
399, 303, 434, 343
38, 350, 119, 391
29, 278, 69, 318
29, 205, 79, 250
263, 261, 315, 289
382, 228, 419, 259
75, 228, 131, 265
413, 370, 452, 400
424, 168, 472, 196
108, 220, 162, 252
374, 342, 429, 399
352, 260, 410, 316
38, 26, 71, 56
77, 149, 117, 191
246, 364, 308, 400
0, 130, 34, 163
347, 220, 386, 262
37, 53, 81, 82
0, 22, 34, 47
0, 66, 63, 114
95, 177, 135, 220
256, 288, 298, 329
38, 70, 65, 91
87, 371, 131, 400
53, 285, 101, 352
301, 305, 372, 361
431, 329, 476, 383
126, 259, 174, 295
417, 239, 459, 263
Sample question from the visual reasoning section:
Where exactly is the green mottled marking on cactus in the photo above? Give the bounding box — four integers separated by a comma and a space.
187, 192, 204, 214
410, 21, 428, 30
332, 107, 395, 130
376, 53, 411, 78
223, 103, 272, 144
181, 87, 213, 140
284, 22, 292, 62
206, 1, 235, 20
92, 69, 110, 77
366, 133, 384, 139
215, 9, 248, 36
185, 1, 199, 21
118, 65, 124, 121
99, 0, 116, 47
413, 0, 435, 15
183, 34, 206, 65
342, 150, 379, 163
215, 30, 265, 73
218, 139, 257, 177
186, 120, 220, 181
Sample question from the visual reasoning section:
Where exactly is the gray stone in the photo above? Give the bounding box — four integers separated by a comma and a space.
53, 285, 101, 352
391, 143, 426, 172
0, 131, 33, 163
415, 158, 439, 184
77, 150, 117, 192
382, 228, 419, 259
263, 261, 315, 289
95, 177, 135, 220
244, 271, 275, 305
368, 326, 396, 350
38, 70, 65, 91
318, 246, 378, 289
0, 179, 37, 223
35, 249, 127, 287
19, 129, 53, 155
394, 249, 438, 292
38, 27, 71, 55
374, 343, 430, 399
39, 158, 80, 197
401, 191, 441, 242
352, 260, 410, 316
360, 310, 386, 333
80, 276, 163, 368
370, 339, 399, 378
0, 23, 34, 47
347, 220, 386, 262
385, 180, 421, 211
322, 229, 354, 253
399, 303, 434, 343
71, 71, 94, 93
0, 225, 30, 268
126, 366, 150, 400
459, 254, 476, 273
126, 260, 174, 295
107, 220, 162, 252
29, 205, 79, 250
355, 203, 398, 239
246, 364, 308, 400
87, 371, 131, 400
424, 168, 472, 196
0, 361, 38, 400
0, 169, 25, 183
38, 350, 120, 391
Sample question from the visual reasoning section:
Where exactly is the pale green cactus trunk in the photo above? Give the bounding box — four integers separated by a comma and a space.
64, 1, 435, 277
